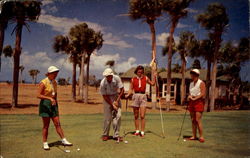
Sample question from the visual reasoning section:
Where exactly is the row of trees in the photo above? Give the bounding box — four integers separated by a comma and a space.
0, 1, 41, 108
0, 1, 104, 107
53, 23, 104, 103
128, 0, 249, 111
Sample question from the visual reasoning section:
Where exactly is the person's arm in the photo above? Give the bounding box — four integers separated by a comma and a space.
116, 87, 124, 102
102, 95, 113, 106
191, 81, 206, 101
125, 78, 134, 98
37, 83, 56, 105
146, 73, 157, 86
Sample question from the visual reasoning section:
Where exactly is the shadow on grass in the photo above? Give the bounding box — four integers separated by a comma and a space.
75, 99, 101, 105
0, 103, 38, 109
123, 130, 165, 139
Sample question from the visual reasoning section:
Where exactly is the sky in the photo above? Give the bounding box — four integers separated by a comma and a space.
0, 0, 249, 82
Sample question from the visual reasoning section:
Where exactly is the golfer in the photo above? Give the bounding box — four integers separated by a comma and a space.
100, 68, 124, 141
188, 69, 205, 143
37, 66, 72, 150
125, 65, 156, 137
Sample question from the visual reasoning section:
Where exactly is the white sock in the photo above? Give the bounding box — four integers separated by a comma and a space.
135, 130, 140, 133
62, 138, 66, 141
141, 131, 145, 135
43, 142, 48, 145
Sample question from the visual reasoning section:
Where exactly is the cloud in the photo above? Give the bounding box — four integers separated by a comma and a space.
8, 51, 137, 81
177, 23, 190, 28
187, 8, 199, 13
38, 14, 104, 34
104, 33, 133, 49
38, 14, 132, 49
90, 53, 137, 73
132, 32, 179, 46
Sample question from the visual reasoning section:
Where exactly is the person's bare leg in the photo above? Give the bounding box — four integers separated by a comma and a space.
133, 107, 140, 131
196, 112, 204, 139
52, 116, 65, 139
190, 112, 197, 139
42, 117, 50, 142
140, 106, 146, 132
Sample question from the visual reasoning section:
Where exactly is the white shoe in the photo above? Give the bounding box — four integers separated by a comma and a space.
43, 142, 50, 150
62, 138, 73, 146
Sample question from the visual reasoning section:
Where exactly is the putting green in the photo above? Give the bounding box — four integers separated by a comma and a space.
0, 111, 249, 158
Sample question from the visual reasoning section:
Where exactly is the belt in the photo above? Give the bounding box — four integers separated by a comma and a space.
134, 92, 145, 94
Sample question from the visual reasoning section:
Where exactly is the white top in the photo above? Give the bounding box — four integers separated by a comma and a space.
100, 75, 123, 95
189, 79, 203, 97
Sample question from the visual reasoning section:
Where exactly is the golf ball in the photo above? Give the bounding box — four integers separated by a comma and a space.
183, 139, 186, 142
65, 150, 71, 153
124, 141, 128, 144
77, 148, 80, 151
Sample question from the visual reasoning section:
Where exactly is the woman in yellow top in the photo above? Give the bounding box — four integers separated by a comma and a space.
37, 66, 72, 150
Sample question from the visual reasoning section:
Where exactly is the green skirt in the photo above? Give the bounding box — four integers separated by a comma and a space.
39, 99, 59, 117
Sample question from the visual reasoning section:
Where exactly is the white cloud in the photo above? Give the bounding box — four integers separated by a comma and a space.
11, 51, 137, 81
177, 23, 190, 28
187, 8, 199, 13
104, 33, 133, 49
134, 32, 151, 40
38, 14, 132, 49
90, 53, 137, 73
38, 14, 103, 34
132, 32, 179, 47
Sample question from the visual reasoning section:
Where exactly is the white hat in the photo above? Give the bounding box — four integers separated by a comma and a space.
48, 66, 59, 73
103, 68, 114, 76
190, 69, 200, 75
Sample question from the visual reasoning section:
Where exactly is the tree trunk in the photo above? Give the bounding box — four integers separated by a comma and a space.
148, 22, 157, 108
204, 60, 211, 112
209, 32, 222, 111
35, 75, 37, 85
180, 54, 186, 105
78, 65, 81, 96
84, 55, 90, 103
166, 19, 178, 111
19, 71, 23, 84
80, 53, 85, 101
0, 24, 5, 72
12, 23, 23, 108
72, 55, 77, 102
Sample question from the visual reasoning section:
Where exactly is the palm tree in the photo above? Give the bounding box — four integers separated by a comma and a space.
197, 3, 229, 111
53, 34, 79, 102
29, 69, 40, 85
177, 31, 198, 105
0, 2, 12, 71
7, 1, 41, 108
85, 31, 103, 103
3, 45, 14, 58
162, 0, 194, 111
69, 23, 103, 103
129, 0, 163, 108
105, 60, 115, 68
19, 65, 24, 84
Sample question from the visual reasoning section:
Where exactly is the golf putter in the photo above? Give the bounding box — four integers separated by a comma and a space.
123, 98, 128, 136
156, 76, 165, 138
177, 104, 189, 141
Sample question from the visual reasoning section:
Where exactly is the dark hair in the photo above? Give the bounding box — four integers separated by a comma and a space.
134, 65, 144, 74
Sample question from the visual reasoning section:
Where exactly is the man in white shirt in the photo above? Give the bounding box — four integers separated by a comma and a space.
100, 68, 124, 141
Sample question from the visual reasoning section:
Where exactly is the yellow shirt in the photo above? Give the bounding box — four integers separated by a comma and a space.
40, 77, 57, 97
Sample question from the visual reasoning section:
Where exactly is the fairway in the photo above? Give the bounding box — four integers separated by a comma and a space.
0, 111, 249, 158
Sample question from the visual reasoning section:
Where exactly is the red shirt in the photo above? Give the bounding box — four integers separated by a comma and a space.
132, 76, 147, 93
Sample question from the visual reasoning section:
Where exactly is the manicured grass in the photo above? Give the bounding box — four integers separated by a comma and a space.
0, 111, 249, 158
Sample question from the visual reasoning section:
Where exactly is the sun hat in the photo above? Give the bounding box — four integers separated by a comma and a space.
190, 69, 200, 75
103, 68, 114, 77
48, 66, 59, 73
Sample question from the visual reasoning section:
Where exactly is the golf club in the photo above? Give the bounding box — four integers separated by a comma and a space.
123, 98, 128, 137
156, 77, 165, 138
177, 103, 189, 141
